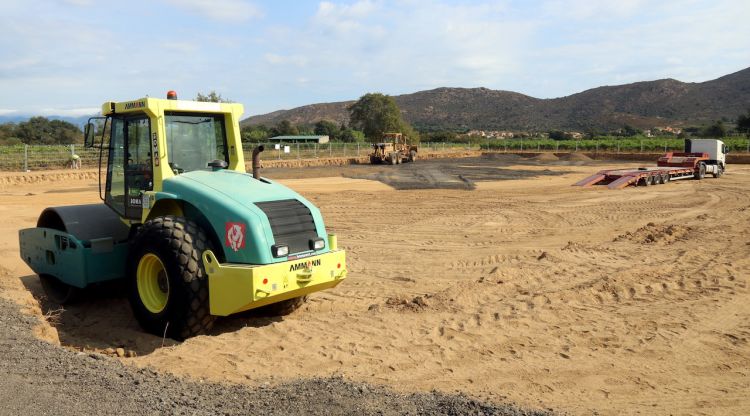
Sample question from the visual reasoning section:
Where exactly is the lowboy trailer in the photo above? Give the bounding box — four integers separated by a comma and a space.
574, 139, 727, 190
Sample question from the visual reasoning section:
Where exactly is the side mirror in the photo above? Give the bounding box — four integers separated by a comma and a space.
84, 122, 96, 148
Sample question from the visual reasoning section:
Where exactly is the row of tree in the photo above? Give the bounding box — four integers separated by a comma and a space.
0, 117, 82, 145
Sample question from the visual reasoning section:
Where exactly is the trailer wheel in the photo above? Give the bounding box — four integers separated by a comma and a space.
661, 174, 669, 184
639, 176, 650, 186
409, 150, 417, 162
694, 163, 706, 180
39, 274, 80, 305
127, 215, 214, 340
256, 295, 308, 316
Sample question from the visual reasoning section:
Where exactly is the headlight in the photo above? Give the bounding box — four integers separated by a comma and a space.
310, 238, 325, 250
271, 244, 289, 258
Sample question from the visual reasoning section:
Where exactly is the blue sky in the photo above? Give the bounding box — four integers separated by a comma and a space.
0, 0, 748, 118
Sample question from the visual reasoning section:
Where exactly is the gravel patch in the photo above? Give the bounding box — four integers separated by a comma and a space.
0, 297, 551, 416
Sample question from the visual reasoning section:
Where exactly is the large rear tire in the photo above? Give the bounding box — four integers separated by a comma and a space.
127, 216, 214, 340
409, 150, 417, 162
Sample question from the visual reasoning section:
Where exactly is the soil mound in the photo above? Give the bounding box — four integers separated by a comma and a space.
614, 222, 693, 244
559, 152, 592, 161
529, 153, 559, 162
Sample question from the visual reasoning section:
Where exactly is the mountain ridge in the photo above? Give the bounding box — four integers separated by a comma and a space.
242, 67, 750, 131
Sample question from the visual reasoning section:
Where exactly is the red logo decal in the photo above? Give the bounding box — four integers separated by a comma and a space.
225, 222, 246, 252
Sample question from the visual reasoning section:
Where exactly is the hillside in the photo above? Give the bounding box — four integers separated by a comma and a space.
242, 66, 750, 131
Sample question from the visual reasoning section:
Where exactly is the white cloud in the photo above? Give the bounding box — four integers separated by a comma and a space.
61, 0, 94, 6
542, 0, 646, 19
263, 53, 308, 67
0, 109, 18, 115
267, 1, 532, 95
164, 0, 262, 23
39, 107, 100, 116
159, 41, 198, 53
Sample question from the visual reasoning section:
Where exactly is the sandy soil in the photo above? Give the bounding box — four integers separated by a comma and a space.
1, 155, 748, 415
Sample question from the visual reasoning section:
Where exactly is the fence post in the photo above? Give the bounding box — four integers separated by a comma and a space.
329, 143, 332, 158
664, 142, 667, 152
595, 142, 598, 154
640, 140, 643, 153
575, 141, 578, 152
24, 144, 28, 172
617, 142, 620, 153
520, 139, 524, 152
746, 138, 749, 153
296, 142, 300, 159
343, 143, 347, 157
357, 143, 360, 156
556, 141, 559, 152
315, 143, 318, 158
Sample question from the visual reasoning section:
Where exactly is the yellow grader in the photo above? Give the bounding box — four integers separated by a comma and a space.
369, 132, 418, 165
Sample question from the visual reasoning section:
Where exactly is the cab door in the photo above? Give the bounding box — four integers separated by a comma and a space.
105, 116, 153, 220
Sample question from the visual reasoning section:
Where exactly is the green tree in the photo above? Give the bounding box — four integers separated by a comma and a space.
737, 109, 750, 135
271, 120, 298, 137
0, 123, 16, 141
699, 120, 726, 137
314, 120, 341, 139
422, 131, 457, 142
548, 130, 570, 140
195, 91, 232, 103
348, 93, 414, 142
338, 127, 365, 142
621, 124, 641, 137
15, 117, 81, 144
240, 124, 271, 142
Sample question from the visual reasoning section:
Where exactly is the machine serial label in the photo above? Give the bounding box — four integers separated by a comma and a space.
289, 259, 321, 272
151, 133, 159, 166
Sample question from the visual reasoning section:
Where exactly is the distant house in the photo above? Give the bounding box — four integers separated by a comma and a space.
269, 135, 329, 144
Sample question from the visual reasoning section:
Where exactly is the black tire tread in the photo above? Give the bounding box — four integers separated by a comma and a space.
128, 215, 214, 340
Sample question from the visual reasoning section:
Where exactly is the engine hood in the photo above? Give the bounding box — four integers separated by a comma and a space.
172, 169, 305, 208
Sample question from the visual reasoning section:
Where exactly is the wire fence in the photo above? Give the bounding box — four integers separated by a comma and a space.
0, 142, 476, 172
1, 138, 748, 172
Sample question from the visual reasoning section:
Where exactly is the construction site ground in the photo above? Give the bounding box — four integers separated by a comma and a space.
0, 153, 748, 415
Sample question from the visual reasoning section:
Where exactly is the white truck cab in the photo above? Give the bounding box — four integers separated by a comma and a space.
686, 139, 727, 168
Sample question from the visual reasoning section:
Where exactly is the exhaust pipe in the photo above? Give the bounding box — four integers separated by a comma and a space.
252, 145, 265, 179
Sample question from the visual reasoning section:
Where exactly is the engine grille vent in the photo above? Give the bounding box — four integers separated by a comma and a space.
255, 199, 317, 255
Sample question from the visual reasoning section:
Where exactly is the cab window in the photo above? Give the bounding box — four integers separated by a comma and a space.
164, 112, 228, 173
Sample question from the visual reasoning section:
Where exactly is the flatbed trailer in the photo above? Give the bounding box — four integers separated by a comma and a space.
574, 165, 699, 189
574, 139, 727, 190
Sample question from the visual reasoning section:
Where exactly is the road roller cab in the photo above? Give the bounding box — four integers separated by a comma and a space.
19, 92, 347, 340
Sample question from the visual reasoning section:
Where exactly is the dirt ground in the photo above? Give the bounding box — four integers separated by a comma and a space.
1, 155, 748, 415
